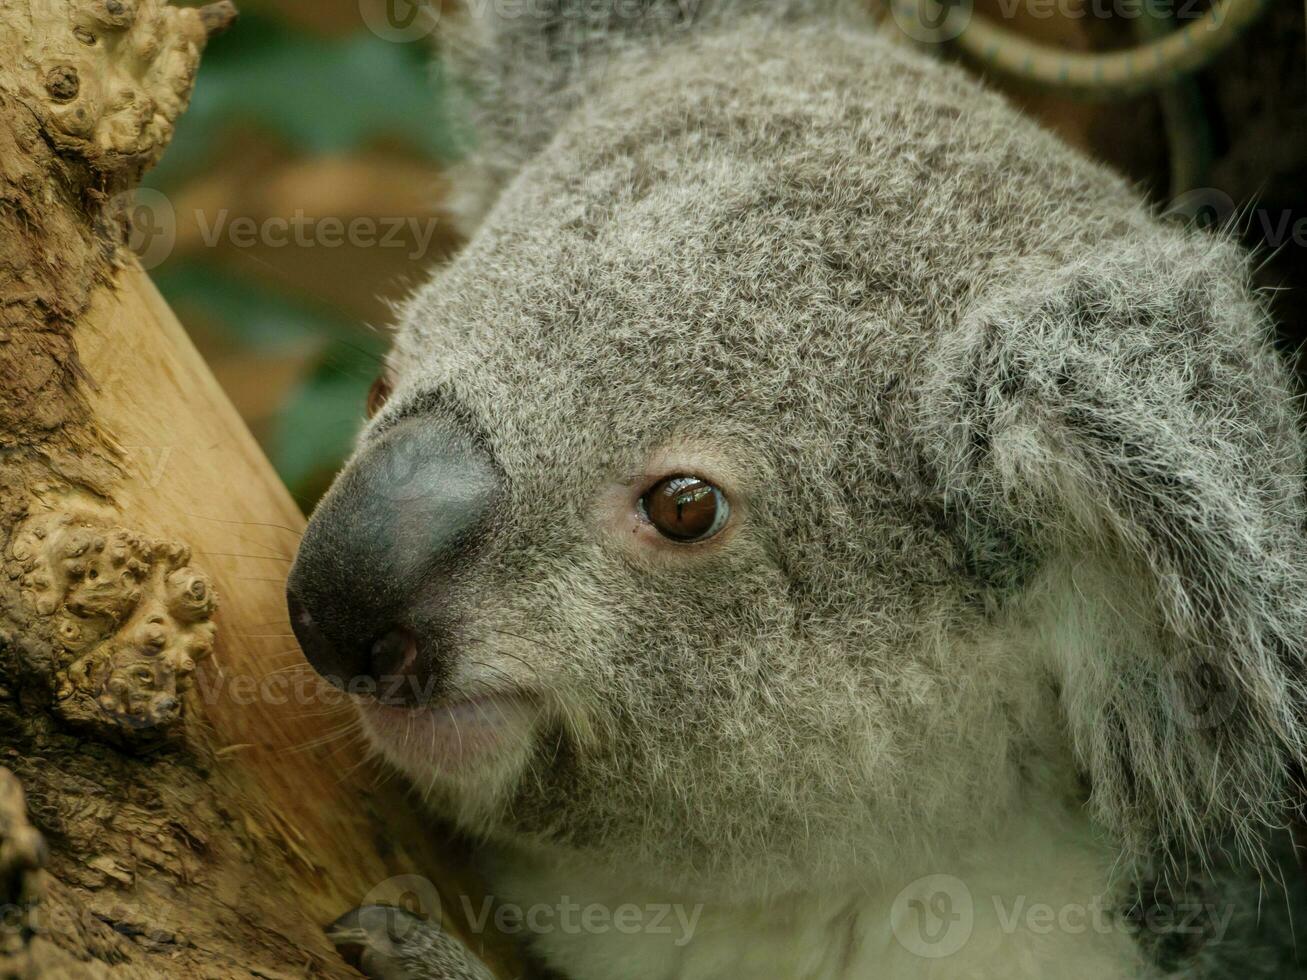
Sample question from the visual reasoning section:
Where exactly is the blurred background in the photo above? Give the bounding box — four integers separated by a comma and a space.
141, 0, 463, 507
144, 0, 1307, 512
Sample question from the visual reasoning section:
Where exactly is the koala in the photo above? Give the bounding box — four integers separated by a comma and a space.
286, 1, 1307, 977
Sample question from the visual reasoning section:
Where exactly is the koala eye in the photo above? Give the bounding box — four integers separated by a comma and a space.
639, 476, 730, 542
366, 372, 393, 419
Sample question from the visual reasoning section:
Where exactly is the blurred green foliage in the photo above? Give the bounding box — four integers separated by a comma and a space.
151, 11, 458, 185
146, 9, 459, 507
151, 261, 388, 494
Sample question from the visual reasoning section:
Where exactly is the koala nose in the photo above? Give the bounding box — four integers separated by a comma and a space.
286, 416, 500, 705
286, 596, 422, 698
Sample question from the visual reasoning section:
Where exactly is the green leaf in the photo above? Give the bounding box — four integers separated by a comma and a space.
273, 338, 388, 498
152, 262, 362, 352
149, 11, 460, 187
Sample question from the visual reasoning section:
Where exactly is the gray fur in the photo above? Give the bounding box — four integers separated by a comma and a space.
322, 1, 1307, 975
329, 907, 497, 980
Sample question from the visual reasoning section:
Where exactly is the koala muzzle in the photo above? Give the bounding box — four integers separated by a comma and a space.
286, 416, 500, 706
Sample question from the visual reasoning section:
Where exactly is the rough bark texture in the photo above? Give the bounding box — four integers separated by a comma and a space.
0, 3, 513, 977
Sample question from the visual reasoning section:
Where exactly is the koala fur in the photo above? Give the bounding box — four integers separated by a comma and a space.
306, 1, 1307, 976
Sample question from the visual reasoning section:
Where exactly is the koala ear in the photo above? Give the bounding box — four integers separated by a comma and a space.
438, 0, 698, 227
923, 236, 1307, 866
437, 0, 863, 227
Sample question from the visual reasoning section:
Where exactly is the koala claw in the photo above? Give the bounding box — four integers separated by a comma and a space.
328, 906, 495, 980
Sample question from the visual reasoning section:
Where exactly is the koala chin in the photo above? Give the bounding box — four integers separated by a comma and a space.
287, 1, 1307, 977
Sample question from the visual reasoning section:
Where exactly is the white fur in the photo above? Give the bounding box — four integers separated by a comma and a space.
494, 806, 1146, 979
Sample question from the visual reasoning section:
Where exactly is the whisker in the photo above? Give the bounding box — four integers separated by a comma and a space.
264, 660, 317, 678
199, 552, 293, 562
337, 744, 388, 785
488, 627, 569, 666
184, 512, 304, 537
290, 719, 366, 754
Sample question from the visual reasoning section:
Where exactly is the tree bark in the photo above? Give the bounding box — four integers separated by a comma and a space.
0, 2, 512, 976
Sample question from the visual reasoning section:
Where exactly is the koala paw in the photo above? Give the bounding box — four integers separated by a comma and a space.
328, 906, 496, 980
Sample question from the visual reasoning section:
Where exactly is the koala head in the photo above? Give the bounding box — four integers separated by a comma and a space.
288, 1, 1307, 898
